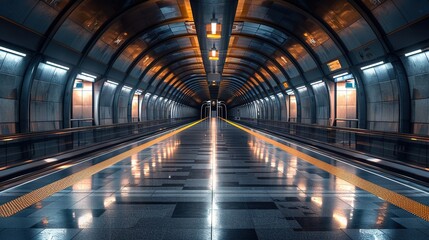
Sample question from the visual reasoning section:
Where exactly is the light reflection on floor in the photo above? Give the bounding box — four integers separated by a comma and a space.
0, 119, 428, 239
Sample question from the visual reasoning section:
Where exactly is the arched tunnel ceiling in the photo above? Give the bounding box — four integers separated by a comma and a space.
1, 0, 429, 108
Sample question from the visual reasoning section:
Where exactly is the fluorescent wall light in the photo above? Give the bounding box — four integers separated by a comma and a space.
76, 73, 95, 82
360, 61, 384, 70
270, 95, 276, 99
277, 92, 283, 97
310, 80, 323, 86
106, 80, 118, 85
46, 61, 69, 70
404, 49, 422, 57
286, 90, 294, 95
333, 72, 349, 79
135, 90, 143, 95
296, 86, 306, 91
80, 72, 97, 79
0, 46, 26, 57
122, 85, 132, 91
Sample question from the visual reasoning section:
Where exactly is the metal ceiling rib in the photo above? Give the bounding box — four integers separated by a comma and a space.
189, 0, 238, 83
2, 0, 428, 109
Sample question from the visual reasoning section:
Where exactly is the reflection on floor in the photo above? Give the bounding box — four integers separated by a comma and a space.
0, 118, 429, 240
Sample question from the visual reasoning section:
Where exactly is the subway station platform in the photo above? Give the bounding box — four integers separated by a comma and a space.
0, 118, 428, 240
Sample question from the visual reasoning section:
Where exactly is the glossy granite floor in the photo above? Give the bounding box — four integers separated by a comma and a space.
0, 118, 429, 240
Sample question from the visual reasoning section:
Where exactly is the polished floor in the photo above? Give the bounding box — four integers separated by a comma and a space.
0, 119, 429, 240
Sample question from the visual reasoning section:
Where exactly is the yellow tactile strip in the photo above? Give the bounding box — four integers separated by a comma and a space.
224, 119, 429, 222
0, 119, 204, 217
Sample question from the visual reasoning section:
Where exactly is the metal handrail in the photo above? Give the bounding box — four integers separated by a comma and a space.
0, 118, 192, 141
0, 117, 197, 169
241, 118, 429, 142
236, 118, 429, 169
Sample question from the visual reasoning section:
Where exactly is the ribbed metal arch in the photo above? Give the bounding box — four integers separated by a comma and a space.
235, 17, 327, 77
218, 79, 254, 103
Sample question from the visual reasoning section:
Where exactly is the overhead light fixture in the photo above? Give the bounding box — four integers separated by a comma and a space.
46, 61, 69, 70
327, 59, 342, 72
211, 16, 217, 34
404, 49, 422, 57
209, 44, 219, 61
0, 46, 26, 57
360, 61, 384, 70
135, 89, 143, 95
207, 13, 221, 39
76, 72, 97, 82
282, 82, 289, 88
106, 80, 119, 86
333, 72, 349, 79
310, 80, 323, 86
277, 92, 283, 97
286, 90, 294, 95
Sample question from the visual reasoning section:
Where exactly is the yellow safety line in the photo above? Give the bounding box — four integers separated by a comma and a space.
223, 119, 429, 221
0, 119, 205, 217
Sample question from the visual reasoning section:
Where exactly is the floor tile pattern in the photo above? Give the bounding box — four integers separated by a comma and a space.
0, 119, 428, 239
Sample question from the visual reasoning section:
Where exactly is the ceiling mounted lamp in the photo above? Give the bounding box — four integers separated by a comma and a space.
209, 44, 219, 61
207, 13, 221, 39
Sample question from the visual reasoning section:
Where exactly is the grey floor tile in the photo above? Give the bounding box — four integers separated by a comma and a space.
381, 229, 429, 240
162, 228, 211, 240
253, 217, 300, 229
391, 217, 429, 228
343, 229, 390, 240
212, 209, 254, 229
33, 229, 81, 240
1, 119, 428, 240
0, 228, 43, 240
72, 228, 166, 240
0, 217, 41, 228
256, 229, 352, 240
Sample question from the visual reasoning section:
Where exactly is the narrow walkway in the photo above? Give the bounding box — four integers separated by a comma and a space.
0, 119, 428, 240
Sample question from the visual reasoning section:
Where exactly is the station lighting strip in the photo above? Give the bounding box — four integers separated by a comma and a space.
296, 86, 306, 91
0, 46, 26, 57
310, 80, 323, 86
122, 85, 133, 91
46, 61, 70, 70
76, 72, 97, 82
106, 80, 119, 85
286, 90, 294, 95
360, 61, 384, 70
332, 72, 349, 79
404, 49, 422, 57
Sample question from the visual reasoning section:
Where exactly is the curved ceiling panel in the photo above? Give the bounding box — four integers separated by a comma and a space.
1, 0, 428, 109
